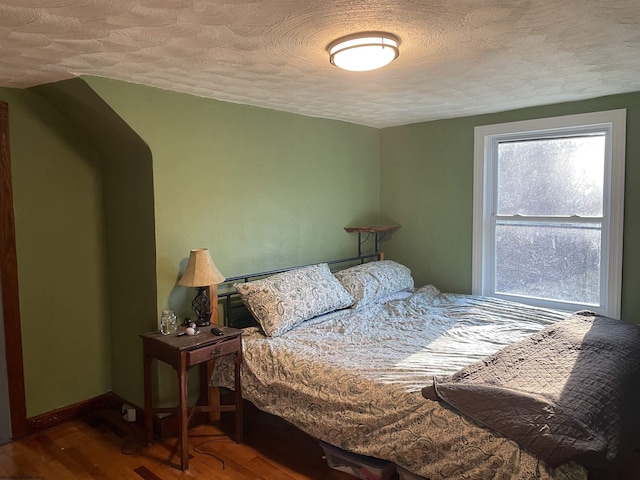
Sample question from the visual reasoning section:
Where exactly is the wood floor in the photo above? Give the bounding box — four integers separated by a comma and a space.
0, 402, 356, 480
1, 402, 639, 480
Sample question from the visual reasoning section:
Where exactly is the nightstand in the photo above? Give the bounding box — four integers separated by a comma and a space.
140, 326, 243, 470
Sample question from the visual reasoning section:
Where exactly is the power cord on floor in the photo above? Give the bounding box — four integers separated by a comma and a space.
192, 435, 229, 469
120, 419, 146, 456
118, 415, 230, 471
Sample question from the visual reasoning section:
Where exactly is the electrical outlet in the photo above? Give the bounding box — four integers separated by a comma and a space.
122, 403, 136, 423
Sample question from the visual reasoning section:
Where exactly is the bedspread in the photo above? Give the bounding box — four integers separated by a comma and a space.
422, 311, 640, 478
211, 285, 587, 480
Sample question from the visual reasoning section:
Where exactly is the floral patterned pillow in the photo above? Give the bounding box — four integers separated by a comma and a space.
235, 263, 354, 337
334, 260, 414, 309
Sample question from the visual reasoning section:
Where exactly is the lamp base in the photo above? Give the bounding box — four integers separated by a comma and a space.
195, 318, 211, 328
191, 286, 212, 328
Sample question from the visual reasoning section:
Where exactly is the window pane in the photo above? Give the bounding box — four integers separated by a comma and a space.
497, 136, 605, 216
495, 222, 601, 305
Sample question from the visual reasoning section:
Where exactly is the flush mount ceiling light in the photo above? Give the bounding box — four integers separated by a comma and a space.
328, 32, 400, 72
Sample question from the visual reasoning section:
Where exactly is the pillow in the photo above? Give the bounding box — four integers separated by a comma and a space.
334, 260, 414, 309
234, 263, 354, 337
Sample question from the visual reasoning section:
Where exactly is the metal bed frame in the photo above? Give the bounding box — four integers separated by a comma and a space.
216, 253, 381, 328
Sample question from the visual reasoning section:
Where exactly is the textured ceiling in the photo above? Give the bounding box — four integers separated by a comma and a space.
1, 0, 639, 128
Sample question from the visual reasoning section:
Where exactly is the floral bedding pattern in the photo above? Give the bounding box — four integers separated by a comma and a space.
211, 285, 588, 480
234, 263, 354, 337
334, 260, 414, 308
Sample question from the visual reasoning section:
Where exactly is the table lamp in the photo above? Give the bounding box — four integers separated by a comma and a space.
178, 248, 225, 327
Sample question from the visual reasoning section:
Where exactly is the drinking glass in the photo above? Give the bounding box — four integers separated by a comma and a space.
160, 309, 177, 335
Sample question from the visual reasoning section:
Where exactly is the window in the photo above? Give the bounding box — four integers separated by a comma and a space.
473, 110, 626, 318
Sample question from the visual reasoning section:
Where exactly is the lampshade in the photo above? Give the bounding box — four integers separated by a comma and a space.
178, 248, 225, 287
328, 32, 399, 72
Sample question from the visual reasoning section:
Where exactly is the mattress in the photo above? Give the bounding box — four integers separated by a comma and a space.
211, 285, 587, 480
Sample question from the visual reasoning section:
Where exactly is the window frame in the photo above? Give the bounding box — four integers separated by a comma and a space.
472, 109, 626, 318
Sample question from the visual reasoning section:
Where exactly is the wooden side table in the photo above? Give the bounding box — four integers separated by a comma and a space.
140, 326, 243, 470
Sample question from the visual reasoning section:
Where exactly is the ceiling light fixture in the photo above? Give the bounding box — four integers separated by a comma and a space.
328, 32, 400, 72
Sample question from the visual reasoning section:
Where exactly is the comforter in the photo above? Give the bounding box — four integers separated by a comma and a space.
212, 285, 588, 480
422, 311, 640, 478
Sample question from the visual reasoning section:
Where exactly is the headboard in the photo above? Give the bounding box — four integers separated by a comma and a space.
216, 252, 381, 328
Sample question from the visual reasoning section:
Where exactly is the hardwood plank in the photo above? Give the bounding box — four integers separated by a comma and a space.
134, 466, 163, 480
64, 446, 105, 477
0, 449, 34, 476
5, 402, 638, 480
0, 404, 356, 480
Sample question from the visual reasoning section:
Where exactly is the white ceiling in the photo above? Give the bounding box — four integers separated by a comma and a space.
1, 0, 639, 128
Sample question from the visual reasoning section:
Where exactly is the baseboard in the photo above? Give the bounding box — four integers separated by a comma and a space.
17, 390, 236, 439
21, 392, 122, 437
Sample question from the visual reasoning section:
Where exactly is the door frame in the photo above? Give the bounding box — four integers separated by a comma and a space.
0, 101, 29, 438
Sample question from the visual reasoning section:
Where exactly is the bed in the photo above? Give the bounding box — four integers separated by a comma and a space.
211, 257, 640, 480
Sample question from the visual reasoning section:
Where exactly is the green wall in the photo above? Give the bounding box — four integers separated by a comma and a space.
0, 88, 111, 417
3, 77, 380, 414
82, 77, 381, 406
380, 92, 640, 323
31, 80, 157, 408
